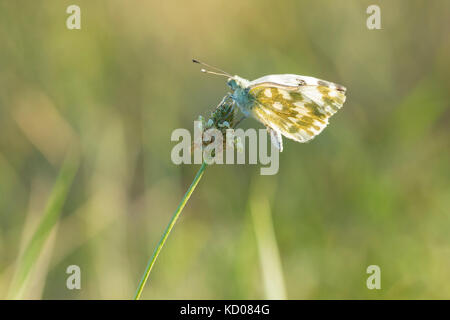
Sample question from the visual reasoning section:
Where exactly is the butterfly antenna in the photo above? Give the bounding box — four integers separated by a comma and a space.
192, 59, 232, 77
200, 69, 230, 78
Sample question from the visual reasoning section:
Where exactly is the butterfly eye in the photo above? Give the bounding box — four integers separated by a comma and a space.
227, 79, 237, 90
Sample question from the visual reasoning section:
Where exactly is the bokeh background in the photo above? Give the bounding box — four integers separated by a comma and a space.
0, 0, 449, 299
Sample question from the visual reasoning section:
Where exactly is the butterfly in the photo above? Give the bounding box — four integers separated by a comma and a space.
193, 60, 347, 152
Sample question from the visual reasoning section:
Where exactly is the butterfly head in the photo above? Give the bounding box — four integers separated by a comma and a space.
227, 76, 250, 91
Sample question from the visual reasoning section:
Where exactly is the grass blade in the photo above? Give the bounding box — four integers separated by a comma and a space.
8, 151, 79, 299
249, 177, 287, 300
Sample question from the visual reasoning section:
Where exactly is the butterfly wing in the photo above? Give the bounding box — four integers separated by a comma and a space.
267, 126, 283, 152
248, 74, 346, 147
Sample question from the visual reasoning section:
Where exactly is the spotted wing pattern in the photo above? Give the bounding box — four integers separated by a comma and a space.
248, 75, 346, 148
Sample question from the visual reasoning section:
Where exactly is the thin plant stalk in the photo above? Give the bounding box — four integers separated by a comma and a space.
134, 161, 207, 300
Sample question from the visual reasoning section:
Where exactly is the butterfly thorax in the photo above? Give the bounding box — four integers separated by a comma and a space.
228, 76, 254, 116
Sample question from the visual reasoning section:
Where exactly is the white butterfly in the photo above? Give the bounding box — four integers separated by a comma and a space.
194, 60, 347, 151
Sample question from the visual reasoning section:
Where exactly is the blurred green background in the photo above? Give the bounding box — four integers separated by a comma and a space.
0, 0, 449, 299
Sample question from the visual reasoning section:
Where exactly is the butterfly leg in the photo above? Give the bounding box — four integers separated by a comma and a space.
216, 93, 232, 110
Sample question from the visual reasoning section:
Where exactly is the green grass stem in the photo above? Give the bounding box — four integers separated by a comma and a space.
134, 162, 207, 299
